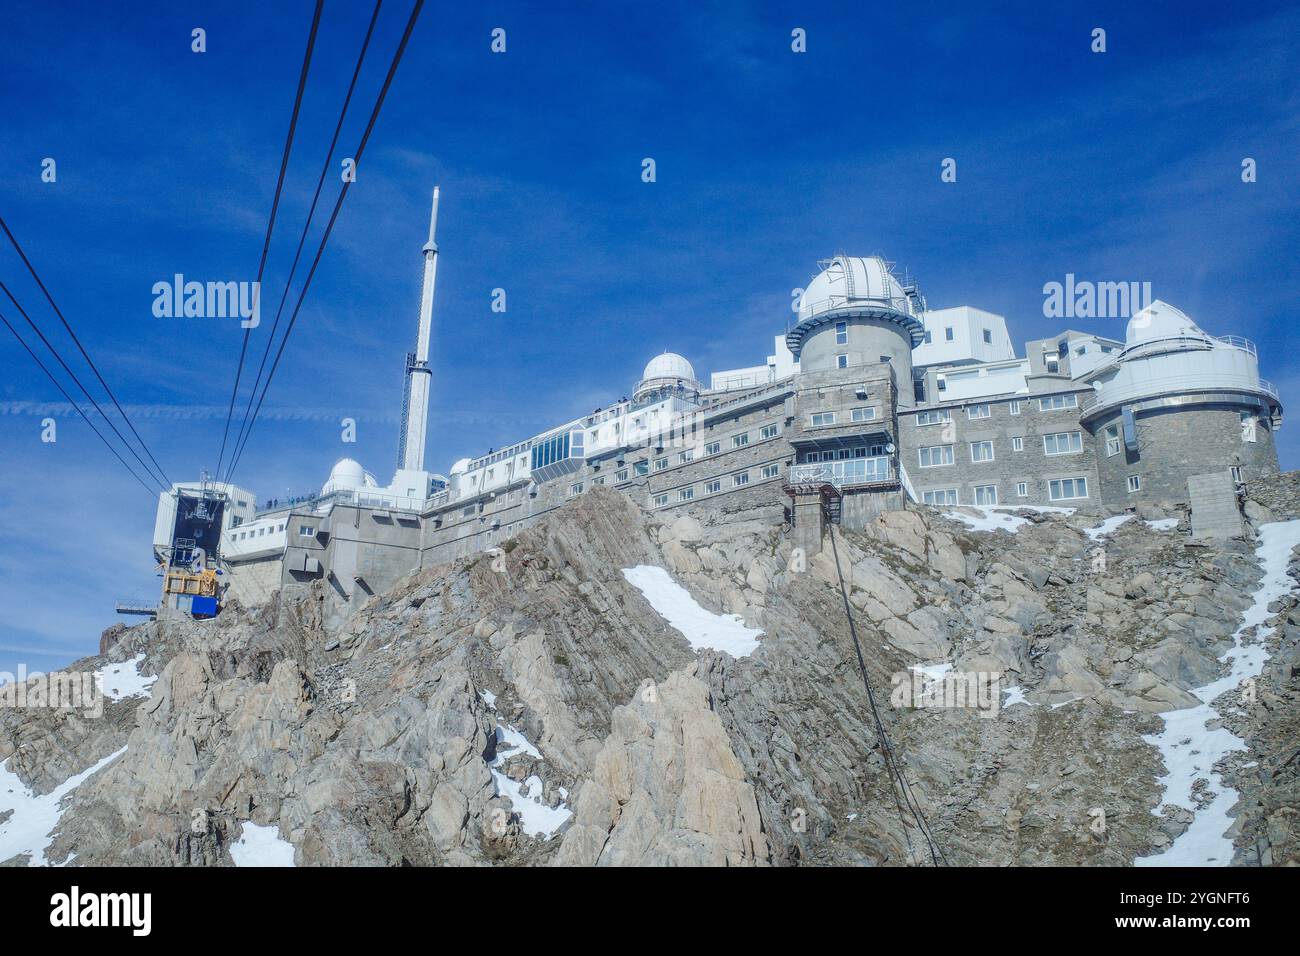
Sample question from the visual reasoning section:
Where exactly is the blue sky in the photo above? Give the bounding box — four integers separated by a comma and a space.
1, 0, 1298, 676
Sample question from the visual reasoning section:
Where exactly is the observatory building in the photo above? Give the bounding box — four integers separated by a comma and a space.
149, 201, 1283, 624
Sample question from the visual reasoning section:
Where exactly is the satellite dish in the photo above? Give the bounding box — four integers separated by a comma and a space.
885, 443, 896, 454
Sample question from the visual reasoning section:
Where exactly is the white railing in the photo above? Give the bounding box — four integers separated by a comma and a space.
789, 456, 893, 488
1215, 335, 1257, 357
796, 294, 912, 322
1081, 372, 1279, 413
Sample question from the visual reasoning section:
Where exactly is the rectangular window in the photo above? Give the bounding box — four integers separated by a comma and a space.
761, 464, 779, 479
1012, 436, 1024, 452
850, 407, 877, 422
1039, 394, 1078, 411
835, 320, 848, 345
1042, 431, 1083, 455
1009, 400, 1021, 415
915, 409, 952, 426
568, 482, 583, 497
836, 353, 849, 369
810, 412, 836, 427
1046, 360, 1060, 374
970, 441, 995, 462
918, 445, 954, 468
1105, 425, 1121, 457
616, 469, 629, 482
967, 403, 991, 420
1230, 465, 1243, 483
634, 460, 649, 476
654, 457, 669, 471
760, 424, 778, 440
592, 476, 605, 486
652, 494, 669, 507
982, 329, 993, 344
732, 472, 749, 487
1241, 412, 1258, 442
974, 484, 998, 505
944, 327, 954, 342
1127, 475, 1141, 493
922, 488, 958, 506
677, 450, 694, 464
299, 526, 315, 537
678, 488, 694, 502
1048, 477, 1089, 500
733, 433, 749, 447
705, 479, 721, 494
705, 441, 721, 456
923, 330, 933, 344
1016, 482, 1028, 497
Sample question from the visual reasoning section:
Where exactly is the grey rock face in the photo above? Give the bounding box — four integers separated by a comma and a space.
3, 484, 1298, 866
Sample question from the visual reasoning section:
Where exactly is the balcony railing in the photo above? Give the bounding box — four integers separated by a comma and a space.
788, 456, 893, 489
1080, 373, 1280, 413
1215, 335, 1257, 357
796, 294, 912, 322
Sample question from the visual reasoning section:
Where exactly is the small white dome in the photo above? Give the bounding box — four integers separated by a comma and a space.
449, 457, 472, 476
641, 352, 696, 383
1125, 300, 1208, 347
322, 457, 366, 495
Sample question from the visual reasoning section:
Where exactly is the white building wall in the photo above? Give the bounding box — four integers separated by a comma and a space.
914, 307, 1015, 368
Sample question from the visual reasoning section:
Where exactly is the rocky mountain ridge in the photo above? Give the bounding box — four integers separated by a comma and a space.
3, 481, 1300, 867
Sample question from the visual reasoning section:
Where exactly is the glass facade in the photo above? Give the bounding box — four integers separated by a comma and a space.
531, 431, 571, 471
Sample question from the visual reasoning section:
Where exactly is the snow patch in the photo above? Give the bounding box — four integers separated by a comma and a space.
1137, 519, 1300, 867
1145, 518, 1180, 531
1085, 514, 1134, 541
1001, 685, 1031, 708
95, 654, 156, 702
0, 746, 126, 866
230, 822, 295, 867
941, 505, 1076, 534
622, 565, 763, 657
489, 721, 571, 839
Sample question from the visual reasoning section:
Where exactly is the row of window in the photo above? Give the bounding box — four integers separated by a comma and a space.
232, 523, 288, 541
605, 423, 782, 482
915, 394, 1079, 423
808, 407, 877, 427
918, 327, 995, 346
649, 463, 782, 507
917, 431, 1085, 467
921, 476, 1091, 505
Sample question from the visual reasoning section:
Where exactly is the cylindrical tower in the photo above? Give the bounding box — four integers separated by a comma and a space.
1081, 300, 1282, 509
788, 256, 924, 407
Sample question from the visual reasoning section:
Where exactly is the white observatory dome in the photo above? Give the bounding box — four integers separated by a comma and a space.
1125, 300, 1209, 348
641, 352, 696, 383
634, 351, 701, 403
321, 457, 366, 495
799, 255, 914, 320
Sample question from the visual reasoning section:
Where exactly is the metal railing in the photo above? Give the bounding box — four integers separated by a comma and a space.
1215, 335, 1257, 357
1080, 373, 1279, 413
796, 294, 913, 322
789, 456, 893, 488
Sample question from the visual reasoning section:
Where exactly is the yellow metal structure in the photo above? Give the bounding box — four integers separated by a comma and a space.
162, 567, 217, 598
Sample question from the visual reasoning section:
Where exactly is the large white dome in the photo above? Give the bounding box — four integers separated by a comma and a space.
322, 457, 366, 495
1125, 300, 1208, 347
799, 255, 914, 320
641, 352, 696, 383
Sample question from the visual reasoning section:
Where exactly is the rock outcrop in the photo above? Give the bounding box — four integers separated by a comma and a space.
3, 485, 1298, 867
